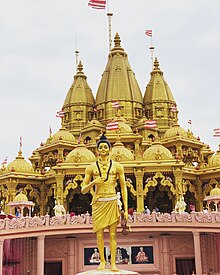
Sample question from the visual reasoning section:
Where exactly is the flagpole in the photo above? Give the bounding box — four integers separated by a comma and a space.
75, 33, 79, 70
149, 36, 154, 70
107, 12, 113, 52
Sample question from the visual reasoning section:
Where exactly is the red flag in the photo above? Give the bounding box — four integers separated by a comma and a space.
106, 121, 119, 130
213, 128, 220, 137
188, 119, 192, 124
144, 120, 157, 129
170, 105, 177, 112
56, 110, 65, 118
145, 30, 152, 37
112, 101, 120, 108
88, 0, 106, 9
2, 157, 7, 165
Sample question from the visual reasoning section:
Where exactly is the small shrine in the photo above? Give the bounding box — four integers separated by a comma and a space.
204, 185, 220, 212
6, 191, 34, 217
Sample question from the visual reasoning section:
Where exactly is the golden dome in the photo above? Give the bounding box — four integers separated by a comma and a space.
209, 146, 220, 167
164, 123, 188, 139
210, 185, 220, 196
65, 143, 96, 163
111, 139, 134, 161
13, 192, 28, 202
144, 57, 176, 103
63, 61, 95, 107
143, 141, 173, 161
88, 118, 102, 127
50, 126, 76, 143
5, 151, 34, 173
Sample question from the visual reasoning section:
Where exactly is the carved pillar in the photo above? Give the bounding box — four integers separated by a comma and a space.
134, 169, 144, 213
57, 148, 64, 162
55, 173, 65, 204
195, 178, 203, 211
5, 179, 18, 214
67, 237, 77, 275
37, 235, 45, 275
173, 168, 183, 202
0, 239, 4, 275
193, 232, 202, 275
175, 142, 182, 159
161, 235, 171, 275
40, 184, 47, 216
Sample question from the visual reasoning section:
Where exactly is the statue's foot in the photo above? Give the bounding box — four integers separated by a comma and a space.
111, 263, 119, 272
97, 261, 106, 270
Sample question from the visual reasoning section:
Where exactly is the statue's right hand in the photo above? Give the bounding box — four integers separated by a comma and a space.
92, 177, 104, 186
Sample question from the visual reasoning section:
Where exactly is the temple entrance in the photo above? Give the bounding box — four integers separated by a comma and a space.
176, 258, 195, 275
144, 185, 173, 213
44, 261, 62, 275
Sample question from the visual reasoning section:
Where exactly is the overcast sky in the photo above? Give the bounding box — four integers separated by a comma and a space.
1, 0, 220, 164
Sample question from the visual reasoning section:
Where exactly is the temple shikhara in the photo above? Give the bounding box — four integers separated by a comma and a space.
0, 33, 220, 275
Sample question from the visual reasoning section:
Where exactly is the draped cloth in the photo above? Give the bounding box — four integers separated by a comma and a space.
92, 197, 120, 233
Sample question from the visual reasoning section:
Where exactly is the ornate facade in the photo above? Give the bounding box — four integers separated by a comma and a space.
0, 33, 219, 274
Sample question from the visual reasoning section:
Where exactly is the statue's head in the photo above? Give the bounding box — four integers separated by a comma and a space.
97, 133, 111, 149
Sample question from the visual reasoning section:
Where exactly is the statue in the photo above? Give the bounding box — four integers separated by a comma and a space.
135, 246, 149, 263
175, 196, 187, 213
82, 134, 128, 271
53, 200, 66, 217
89, 248, 101, 264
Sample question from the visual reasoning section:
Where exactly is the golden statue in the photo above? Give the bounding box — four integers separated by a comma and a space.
82, 134, 128, 271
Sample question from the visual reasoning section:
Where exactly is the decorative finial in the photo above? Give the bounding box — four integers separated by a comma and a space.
154, 57, 160, 69
77, 61, 83, 72
114, 33, 121, 48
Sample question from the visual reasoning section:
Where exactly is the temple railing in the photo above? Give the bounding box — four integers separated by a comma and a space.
0, 211, 219, 231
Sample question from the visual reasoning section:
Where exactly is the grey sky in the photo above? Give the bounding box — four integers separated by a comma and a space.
1, 0, 220, 163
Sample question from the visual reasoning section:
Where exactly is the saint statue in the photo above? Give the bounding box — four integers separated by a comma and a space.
82, 134, 128, 271
53, 200, 66, 217
89, 248, 101, 264
135, 247, 149, 263
174, 196, 187, 213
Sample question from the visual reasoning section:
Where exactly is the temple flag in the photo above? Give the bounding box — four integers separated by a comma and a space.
112, 101, 120, 108
106, 121, 119, 130
145, 30, 152, 37
144, 120, 157, 129
56, 110, 65, 118
88, 0, 106, 10
170, 105, 177, 112
213, 128, 220, 137
2, 157, 7, 165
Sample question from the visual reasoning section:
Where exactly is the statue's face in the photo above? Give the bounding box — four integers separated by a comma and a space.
97, 142, 110, 156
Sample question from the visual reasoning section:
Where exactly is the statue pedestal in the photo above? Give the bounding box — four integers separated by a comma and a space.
77, 269, 139, 275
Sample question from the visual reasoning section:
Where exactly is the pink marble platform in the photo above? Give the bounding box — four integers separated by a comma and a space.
77, 269, 139, 275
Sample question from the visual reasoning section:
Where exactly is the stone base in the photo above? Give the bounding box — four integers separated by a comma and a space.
77, 269, 139, 275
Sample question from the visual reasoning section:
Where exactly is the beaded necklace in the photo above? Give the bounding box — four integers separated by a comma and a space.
96, 160, 112, 182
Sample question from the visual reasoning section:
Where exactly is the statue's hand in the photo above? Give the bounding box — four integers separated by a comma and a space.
92, 177, 104, 186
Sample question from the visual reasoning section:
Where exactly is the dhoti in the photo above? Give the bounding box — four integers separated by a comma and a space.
92, 197, 120, 233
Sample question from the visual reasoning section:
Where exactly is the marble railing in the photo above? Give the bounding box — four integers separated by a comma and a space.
0, 211, 219, 231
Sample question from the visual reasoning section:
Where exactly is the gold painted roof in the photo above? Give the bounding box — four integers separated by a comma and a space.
65, 142, 96, 163
144, 57, 176, 103
13, 192, 28, 202
50, 126, 76, 143
164, 123, 188, 139
111, 139, 134, 161
209, 146, 220, 167
63, 61, 95, 107
5, 151, 34, 174
143, 141, 173, 161
96, 33, 143, 105
210, 186, 220, 196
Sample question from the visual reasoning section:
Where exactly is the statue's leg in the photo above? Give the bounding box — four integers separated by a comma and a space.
96, 229, 106, 270
109, 222, 119, 271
